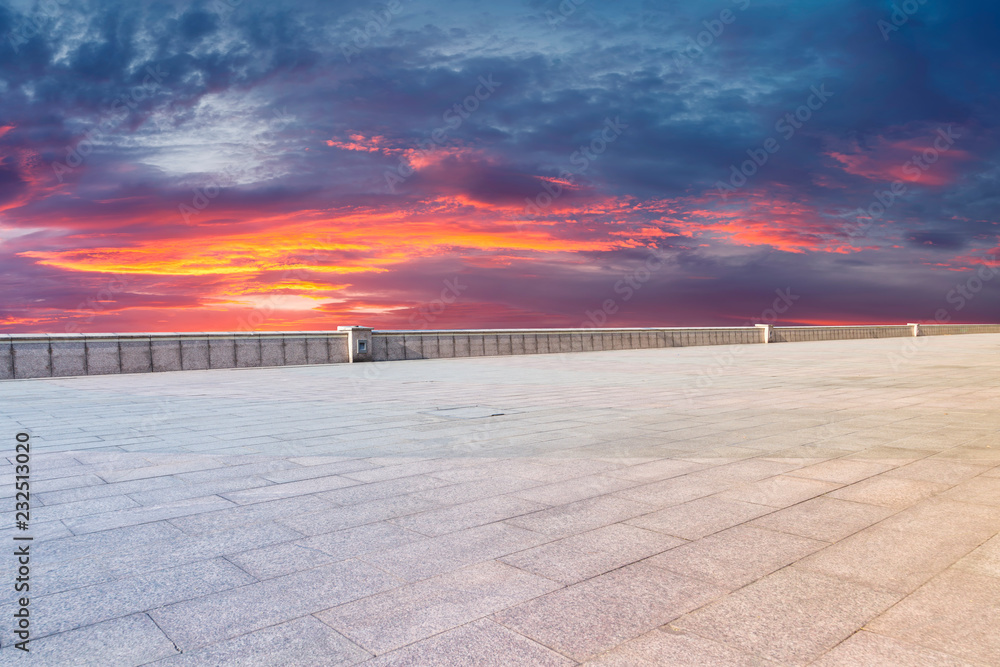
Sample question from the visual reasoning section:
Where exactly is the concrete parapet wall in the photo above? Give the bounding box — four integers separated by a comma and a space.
368, 327, 761, 362
1, 323, 997, 380
917, 323, 1000, 336
771, 325, 912, 343
1, 332, 349, 380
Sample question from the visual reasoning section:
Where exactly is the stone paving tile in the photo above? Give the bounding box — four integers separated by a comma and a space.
227, 540, 338, 580
260, 459, 377, 483
298, 522, 424, 563
341, 459, 461, 483
674, 568, 900, 666
493, 562, 725, 662
583, 626, 780, 666
278, 494, 440, 537
169, 494, 336, 534
952, 533, 1000, 578
827, 475, 949, 509
504, 494, 657, 538
33, 493, 140, 522
31, 521, 184, 566
99, 459, 232, 483
30, 473, 107, 495
149, 615, 372, 667
286, 455, 367, 467
715, 474, 841, 508
0, 613, 180, 665
317, 561, 560, 654
810, 630, 980, 667
318, 475, 452, 506
626, 496, 775, 540
359, 522, 551, 582
646, 525, 826, 590
762, 445, 860, 467
882, 459, 988, 485
150, 559, 402, 651
511, 474, 638, 506
172, 459, 299, 484
408, 474, 542, 504
603, 458, 706, 483
220, 475, 359, 505
610, 473, 734, 507
37, 520, 302, 594
35, 475, 182, 507
62, 494, 236, 534
785, 458, 893, 484
388, 494, 547, 536
364, 618, 574, 667
131, 478, 259, 506
0, 557, 253, 639
866, 569, 1000, 666
939, 475, 1000, 506
684, 458, 801, 482
797, 498, 1000, 593
500, 523, 685, 585
748, 496, 895, 543
845, 446, 930, 466
934, 446, 1000, 465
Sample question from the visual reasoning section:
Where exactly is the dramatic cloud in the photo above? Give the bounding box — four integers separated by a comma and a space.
1, 0, 998, 332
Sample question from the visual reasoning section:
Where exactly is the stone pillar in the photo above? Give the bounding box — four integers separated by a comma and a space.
338, 326, 373, 362
907, 323, 920, 337
755, 323, 772, 343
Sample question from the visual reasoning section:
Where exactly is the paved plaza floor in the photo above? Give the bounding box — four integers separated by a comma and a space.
1, 334, 999, 665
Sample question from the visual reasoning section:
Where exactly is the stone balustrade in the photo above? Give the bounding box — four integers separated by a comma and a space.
1, 323, 997, 379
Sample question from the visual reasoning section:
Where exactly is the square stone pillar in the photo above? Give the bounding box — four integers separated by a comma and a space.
755, 323, 772, 343
907, 323, 920, 337
338, 326, 373, 362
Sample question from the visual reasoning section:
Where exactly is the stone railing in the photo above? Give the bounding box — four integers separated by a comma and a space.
768, 325, 913, 343
914, 323, 1000, 336
1, 323, 997, 380
0, 332, 350, 380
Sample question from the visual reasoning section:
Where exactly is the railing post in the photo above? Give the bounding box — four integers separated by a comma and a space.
338, 326, 373, 362
907, 323, 920, 337
755, 323, 772, 343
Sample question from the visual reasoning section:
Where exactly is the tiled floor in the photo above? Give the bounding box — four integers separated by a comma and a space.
1, 333, 998, 665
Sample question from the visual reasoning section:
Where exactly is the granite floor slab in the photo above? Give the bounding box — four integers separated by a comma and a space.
2, 334, 998, 664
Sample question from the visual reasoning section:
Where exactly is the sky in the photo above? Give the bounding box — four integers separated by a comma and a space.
1, 0, 998, 333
